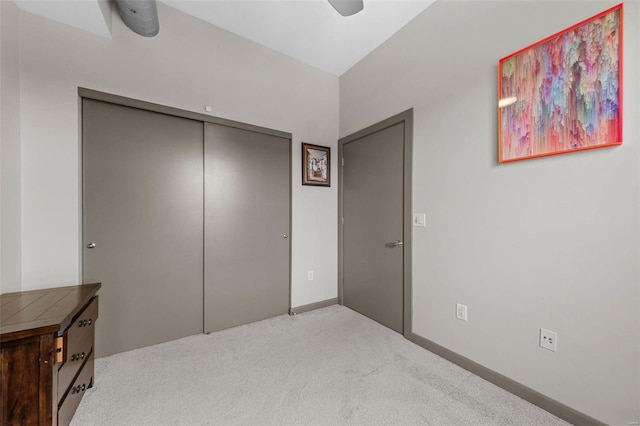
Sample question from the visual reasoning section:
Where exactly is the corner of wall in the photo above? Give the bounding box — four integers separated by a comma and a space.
0, 0, 3, 294
0, 0, 23, 293
97, 0, 113, 36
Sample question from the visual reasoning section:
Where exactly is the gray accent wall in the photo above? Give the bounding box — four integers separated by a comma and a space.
0, 0, 22, 294
10, 2, 338, 308
340, 1, 639, 424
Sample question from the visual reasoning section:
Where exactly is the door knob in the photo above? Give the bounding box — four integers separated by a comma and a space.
87, 243, 96, 249
283, 235, 288, 239
385, 240, 403, 248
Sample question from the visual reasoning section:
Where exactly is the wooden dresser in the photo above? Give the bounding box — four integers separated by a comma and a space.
1, 283, 100, 426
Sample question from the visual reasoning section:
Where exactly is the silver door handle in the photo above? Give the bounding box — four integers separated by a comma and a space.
386, 240, 403, 248
87, 243, 96, 249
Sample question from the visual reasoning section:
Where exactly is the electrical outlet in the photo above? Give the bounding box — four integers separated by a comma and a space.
539, 328, 557, 352
307, 270, 314, 281
456, 303, 467, 321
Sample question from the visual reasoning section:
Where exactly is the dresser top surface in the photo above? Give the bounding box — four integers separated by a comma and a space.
1, 283, 101, 342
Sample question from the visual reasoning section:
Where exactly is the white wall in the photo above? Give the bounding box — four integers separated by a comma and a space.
0, 0, 22, 294
16, 2, 339, 307
340, 1, 639, 424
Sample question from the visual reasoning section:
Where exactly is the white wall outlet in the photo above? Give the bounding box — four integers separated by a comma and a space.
413, 213, 426, 227
539, 328, 557, 352
307, 270, 314, 281
456, 303, 467, 321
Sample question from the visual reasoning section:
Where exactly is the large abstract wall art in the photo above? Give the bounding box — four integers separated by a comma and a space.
498, 4, 623, 163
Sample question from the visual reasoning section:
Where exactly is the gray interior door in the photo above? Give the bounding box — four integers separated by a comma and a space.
204, 123, 291, 333
342, 123, 405, 333
82, 99, 204, 357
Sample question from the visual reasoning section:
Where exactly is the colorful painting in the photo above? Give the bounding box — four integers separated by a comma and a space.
498, 4, 623, 163
302, 143, 330, 186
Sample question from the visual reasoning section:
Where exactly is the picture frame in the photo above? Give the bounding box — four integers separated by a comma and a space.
498, 4, 623, 163
302, 143, 330, 187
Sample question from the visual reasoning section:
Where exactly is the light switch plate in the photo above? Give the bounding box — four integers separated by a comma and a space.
413, 213, 426, 227
456, 303, 468, 321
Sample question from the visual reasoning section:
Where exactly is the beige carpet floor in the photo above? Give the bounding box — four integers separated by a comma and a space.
72, 305, 568, 425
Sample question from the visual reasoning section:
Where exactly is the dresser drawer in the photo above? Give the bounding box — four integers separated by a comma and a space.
0, 283, 100, 426
57, 296, 98, 401
58, 351, 94, 426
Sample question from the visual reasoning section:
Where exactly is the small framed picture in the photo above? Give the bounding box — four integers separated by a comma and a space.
302, 143, 330, 187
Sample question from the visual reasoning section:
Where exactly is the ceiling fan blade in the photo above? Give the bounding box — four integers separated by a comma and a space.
328, 0, 364, 17
115, 0, 159, 37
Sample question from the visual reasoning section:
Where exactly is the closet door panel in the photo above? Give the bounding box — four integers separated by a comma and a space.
83, 99, 204, 357
204, 123, 291, 333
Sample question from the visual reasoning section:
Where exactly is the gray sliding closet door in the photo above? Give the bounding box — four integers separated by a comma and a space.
83, 99, 204, 357
204, 123, 291, 333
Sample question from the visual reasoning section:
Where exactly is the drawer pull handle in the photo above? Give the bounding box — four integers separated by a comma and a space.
78, 319, 93, 327
70, 352, 86, 362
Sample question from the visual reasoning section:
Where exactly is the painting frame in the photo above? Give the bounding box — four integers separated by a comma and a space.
302, 143, 331, 187
498, 3, 623, 163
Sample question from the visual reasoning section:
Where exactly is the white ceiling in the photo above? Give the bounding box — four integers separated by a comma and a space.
14, 0, 112, 38
162, 0, 435, 75
13, 0, 435, 76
